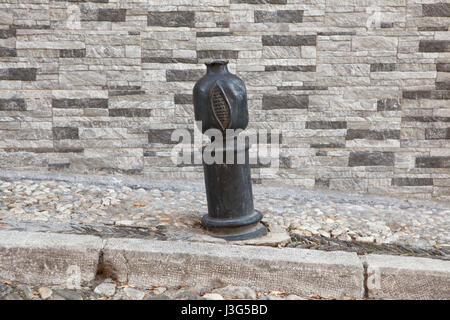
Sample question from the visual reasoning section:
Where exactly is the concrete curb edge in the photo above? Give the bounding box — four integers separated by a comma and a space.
0, 230, 449, 299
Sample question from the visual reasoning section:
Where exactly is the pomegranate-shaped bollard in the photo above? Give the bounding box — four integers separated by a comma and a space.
193, 60, 267, 240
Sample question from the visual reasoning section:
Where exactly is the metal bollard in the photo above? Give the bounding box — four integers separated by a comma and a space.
193, 60, 267, 240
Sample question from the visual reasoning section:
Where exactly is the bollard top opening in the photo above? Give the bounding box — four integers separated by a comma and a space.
205, 60, 229, 66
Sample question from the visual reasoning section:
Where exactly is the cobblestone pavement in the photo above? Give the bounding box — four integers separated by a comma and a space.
0, 176, 449, 251
1, 174, 449, 300
0, 278, 348, 301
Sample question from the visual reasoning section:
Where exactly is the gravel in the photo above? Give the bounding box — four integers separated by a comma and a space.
0, 279, 340, 300
94, 282, 116, 297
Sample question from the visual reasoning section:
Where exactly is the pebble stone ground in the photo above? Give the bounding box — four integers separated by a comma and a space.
0, 278, 348, 300
1, 279, 338, 301
0, 174, 449, 300
1, 177, 449, 248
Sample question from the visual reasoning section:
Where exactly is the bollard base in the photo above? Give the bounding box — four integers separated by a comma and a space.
202, 211, 268, 241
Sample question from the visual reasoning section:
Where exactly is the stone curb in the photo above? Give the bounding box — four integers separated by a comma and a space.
362, 254, 450, 300
0, 231, 103, 285
0, 230, 449, 299
101, 237, 365, 299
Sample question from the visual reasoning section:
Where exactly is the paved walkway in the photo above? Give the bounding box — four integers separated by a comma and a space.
0, 171, 449, 252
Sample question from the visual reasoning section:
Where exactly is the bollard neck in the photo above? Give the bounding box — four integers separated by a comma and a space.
205, 60, 229, 74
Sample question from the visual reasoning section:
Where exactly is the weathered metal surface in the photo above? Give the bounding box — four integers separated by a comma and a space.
193, 61, 266, 240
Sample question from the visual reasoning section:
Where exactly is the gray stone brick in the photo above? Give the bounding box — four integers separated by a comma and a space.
0, 99, 26, 111
60, 49, 86, 58
0, 48, 16, 57
402, 116, 450, 123
174, 94, 192, 104
310, 142, 345, 148
422, 3, 450, 17
391, 178, 433, 186
0, 68, 37, 81
262, 35, 316, 46
278, 85, 328, 91
280, 156, 291, 168
109, 109, 152, 117
48, 163, 70, 169
0, 28, 15, 39
437, 63, 450, 72
142, 57, 197, 64
370, 63, 395, 72
147, 11, 195, 28
53, 127, 79, 140
196, 32, 233, 37
377, 99, 400, 111
97, 9, 126, 22
419, 40, 450, 52
149, 129, 193, 144
265, 65, 315, 72
436, 82, 450, 90
255, 10, 303, 23
315, 178, 330, 188
418, 26, 448, 31
415, 156, 450, 168
306, 121, 347, 130
52, 99, 108, 109
231, 0, 286, 3
402, 90, 431, 99
108, 86, 145, 97
197, 50, 238, 60
166, 69, 204, 82
262, 94, 309, 110
348, 152, 395, 167
346, 129, 400, 140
